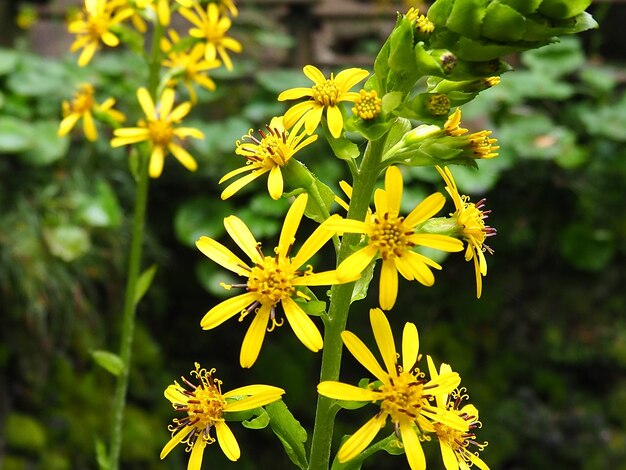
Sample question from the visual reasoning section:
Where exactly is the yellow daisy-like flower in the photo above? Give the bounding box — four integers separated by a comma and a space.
427, 356, 489, 470
326, 166, 463, 310
278, 65, 369, 138
436, 165, 495, 298
111, 87, 204, 178
352, 89, 382, 120
220, 116, 318, 200
196, 193, 351, 368
318, 308, 468, 469
68, 0, 133, 67
179, 2, 242, 71
58, 83, 125, 142
162, 30, 221, 103
444, 109, 499, 159
160, 362, 284, 468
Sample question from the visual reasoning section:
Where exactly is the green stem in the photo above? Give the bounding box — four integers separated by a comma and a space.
308, 137, 385, 470
107, 151, 150, 470
107, 20, 163, 470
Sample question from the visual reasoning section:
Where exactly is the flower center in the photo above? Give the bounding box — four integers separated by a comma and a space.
187, 384, 226, 431
86, 14, 110, 39
433, 422, 466, 451
247, 256, 295, 305
72, 86, 95, 113
379, 371, 426, 424
468, 131, 499, 159
148, 119, 175, 147
353, 90, 382, 120
312, 79, 340, 107
457, 197, 496, 248
370, 214, 412, 260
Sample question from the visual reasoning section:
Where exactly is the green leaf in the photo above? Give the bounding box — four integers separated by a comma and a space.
538, 0, 592, 20
521, 37, 585, 78
0, 48, 19, 75
446, 0, 488, 39
174, 197, 233, 247
43, 225, 91, 262
78, 180, 122, 228
326, 133, 361, 161
19, 120, 69, 166
293, 297, 326, 317
0, 116, 33, 153
481, 1, 526, 42
94, 438, 110, 470
266, 401, 308, 470
303, 179, 336, 224
134, 265, 158, 305
351, 258, 376, 304
242, 408, 270, 430
91, 350, 125, 376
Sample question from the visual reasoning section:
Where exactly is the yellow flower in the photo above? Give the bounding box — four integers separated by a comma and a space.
427, 356, 489, 470
444, 108, 499, 159
436, 165, 495, 298
68, 0, 133, 67
196, 193, 351, 368
16, 5, 38, 30
162, 30, 221, 103
220, 116, 317, 200
278, 65, 369, 138
111, 87, 204, 178
318, 308, 468, 469
58, 83, 125, 142
326, 166, 463, 310
352, 89, 382, 120
161, 362, 284, 468
179, 2, 242, 71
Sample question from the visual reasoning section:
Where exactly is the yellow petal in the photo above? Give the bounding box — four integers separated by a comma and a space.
337, 414, 386, 463
304, 105, 324, 134
277, 87, 313, 101
322, 217, 369, 234
373, 188, 388, 216
220, 168, 269, 200
169, 102, 192, 122
473, 254, 483, 299
219, 164, 256, 184
239, 304, 270, 368
188, 436, 206, 470
384, 166, 403, 218
160, 425, 193, 459
336, 245, 378, 282
196, 235, 250, 275
168, 143, 198, 172
282, 296, 323, 352
399, 422, 425, 470
400, 251, 436, 286
58, 113, 80, 137
283, 101, 314, 129
334, 67, 369, 92
78, 42, 97, 67
224, 384, 285, 399
164, 384, 189, 405
369, 308, 397, 375
409, 234, 463, 252
405, 192, 446, 227
101, 31, 119, 47
159, 88, 176, 117
157, 0, 170, 25
137, 88, 156, 119
326, 105, 343, 138
340, 330, 388, 383
421, 404, 467, 431
267, 166, 284, 200
277, 193, 307, 259
302, 65, 326, 84
378, 259, 398, 311
440, 438, 459, 470
176, 127, 205, 139
225, 389, 284, 412
291, 270, 342, 286
468, 452, 490, 470
214, 421, 240, 461
224, 215, 263, 265
291, 221, 335, 268
317, 381, 380, 401
200, 292, 257, 330
149, 146, 165, 178
402, 322, 419, 373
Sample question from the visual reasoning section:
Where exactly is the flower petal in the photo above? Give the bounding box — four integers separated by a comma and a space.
267, 166, 284, 200
277, 87, 313, 101
149, 145, 165, 178
239, 304, 270, 368
404, 192, 446, 227
409, 234, 463, 252
224, 215, 263, 265
340, 330, 388, 383
58, 113, 80, 137
137, 87, 155, 118
337, 414, 386, 463
196, 236, 250, 275
221, 168, 269, 200
160, 425, 193, 459
370, 308, 397, 375
336, 245, 378, 282
322, 217, 369, 234
168, 143, 198, 172
224, 384, 285, 399
326, 105, 343, 138
334, 67, 369, 92
304, 105, 324, 134
225, 388, 284, 412
200, 292, 257, 330
283, 101, 315, 129
440, 439, 459, 470
379, 259, 398, 310
384, 166, 403, 218
302, 65, 326, 83
82, 111, 97, 141
317, 381, 380, 401
400, 422, 426, 470
277, 193, 307, 259
291, 219, 336, 268
282, 296, 323, 352
215, 421, 240, 461
188, 436, 206, 470
159, 87, 176, 117
402, 322, 419, 373
164, 384, 189, 405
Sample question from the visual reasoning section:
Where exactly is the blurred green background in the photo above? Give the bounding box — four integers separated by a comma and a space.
1, 0, 625, 469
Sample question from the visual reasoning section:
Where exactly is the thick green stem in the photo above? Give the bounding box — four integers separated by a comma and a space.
107, 151, 150, 470
107, 20, 163, 470
308, 138, 385, 470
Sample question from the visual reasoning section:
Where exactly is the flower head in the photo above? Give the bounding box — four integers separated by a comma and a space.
220, 116, 318, 200
278, 65, 369, 138
318, 309, 468, 469
196, 193, 351, 367
427, 357, 489, 470
111, 87, 204, 178
352, 89, 382, 121
326, 166, 463, 310
179, 2, 242, 71
162, 30, 221, 103
68, 0, 133, 66
436, 165, 495, 298
161, 362, 284, 468
443, 109, 499, 159
58, 83, 125, 142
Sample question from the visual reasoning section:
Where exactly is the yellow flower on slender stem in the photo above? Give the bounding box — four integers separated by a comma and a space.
318, 308, 468, 469
325, 166, 463, 310
111, 87, 204, 178
436, 165, 495, 298
220, 116, 318, 200
196, 193, 351, 368
162, 30, 222, 103
58, 83, 125, 142
278, 65, 369, 138
68, 0, 133, 67
427, 356, 489, 470
444, 108, 499, 159
161, 362, 284, 468
179, 2, 242, 71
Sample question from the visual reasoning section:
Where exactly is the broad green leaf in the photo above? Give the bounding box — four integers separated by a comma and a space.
92, 350, 125, 376
266, 401, 308, 470
538, 0, 592, 20
43, 225, 91, 262
326, 133, 360, 161
0, 116, 33, 153
134, 265, 158, 305
481, 1, 526, 42
242, 408, 270, 430
351, 259, 376, 304
446, 0, 488, 39
19, 120, 69, 166
0, 48, 19, 75
293, 298, 326, 317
